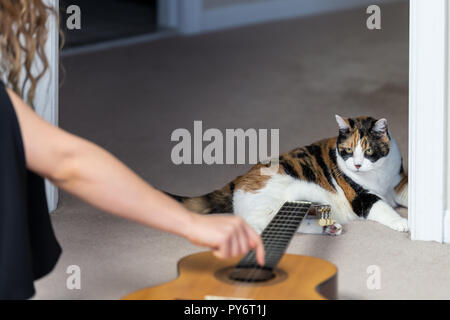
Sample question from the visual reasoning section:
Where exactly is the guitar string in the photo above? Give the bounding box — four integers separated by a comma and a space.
251, 205, 303, 269
219, 202, 307, 298
233, 205, 298, 271
238, 203, 308, 270
227, 203, 299, 298
233, 202, 307, 299
249, 203, 308, 270
248, 202, 310, 299
214, 202, 325, 299
249, 202, 328, 288
259, 203, 308, 268
250, 204, 306, 271
229, 202, 309, 298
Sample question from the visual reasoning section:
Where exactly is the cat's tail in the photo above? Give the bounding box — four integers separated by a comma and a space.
164, 183, 235, 214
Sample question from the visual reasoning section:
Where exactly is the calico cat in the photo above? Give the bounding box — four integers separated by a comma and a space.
170, 115, 408, 234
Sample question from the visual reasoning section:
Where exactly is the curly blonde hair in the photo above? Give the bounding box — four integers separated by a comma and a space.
0, 0, 59, 105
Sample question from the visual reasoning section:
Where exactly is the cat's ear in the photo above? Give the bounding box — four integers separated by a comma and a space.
373, 118, 388, 136
335, 115, 350, 133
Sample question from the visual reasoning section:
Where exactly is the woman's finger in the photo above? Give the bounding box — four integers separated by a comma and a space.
213, 235, 229, 260
245, 225, 265, 266
235, 223, 249, 256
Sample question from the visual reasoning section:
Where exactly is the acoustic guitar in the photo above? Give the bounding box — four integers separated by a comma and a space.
123, 201, 338, 300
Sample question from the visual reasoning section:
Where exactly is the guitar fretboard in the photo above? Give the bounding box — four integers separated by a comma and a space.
230, 201, 311, 279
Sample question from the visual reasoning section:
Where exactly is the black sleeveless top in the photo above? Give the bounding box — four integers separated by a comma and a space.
0, 81, 61, 299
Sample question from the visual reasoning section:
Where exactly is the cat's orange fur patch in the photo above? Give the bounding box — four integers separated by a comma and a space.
233, 163, 278, 193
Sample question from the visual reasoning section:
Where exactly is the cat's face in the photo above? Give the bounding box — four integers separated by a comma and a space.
335, 115, 390, 173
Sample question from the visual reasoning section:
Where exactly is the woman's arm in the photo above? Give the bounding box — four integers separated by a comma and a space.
7, 89, 264, 265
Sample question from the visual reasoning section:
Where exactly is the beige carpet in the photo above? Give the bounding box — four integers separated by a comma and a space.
33, 1, 450, 300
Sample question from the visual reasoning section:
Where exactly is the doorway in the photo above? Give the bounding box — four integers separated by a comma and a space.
59, 0, 158, 48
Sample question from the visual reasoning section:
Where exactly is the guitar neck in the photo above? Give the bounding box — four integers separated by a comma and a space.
236, 201, 312, 271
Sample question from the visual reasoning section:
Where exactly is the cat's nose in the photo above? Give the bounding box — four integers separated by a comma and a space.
355, 164, 361, 169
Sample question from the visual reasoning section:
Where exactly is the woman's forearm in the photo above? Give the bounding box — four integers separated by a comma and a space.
8, 87, 194, 238
8, 87, 265, 264
51, 138, 264, 263
53, 138, 196, 239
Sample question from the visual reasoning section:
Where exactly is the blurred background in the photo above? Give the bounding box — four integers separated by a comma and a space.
58, 0, 409, 195
35, 0, 429, 300
59, 0, 158, 47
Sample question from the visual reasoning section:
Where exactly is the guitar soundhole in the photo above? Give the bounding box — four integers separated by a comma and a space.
228, 267, 275, 282
215, 266, 288, 286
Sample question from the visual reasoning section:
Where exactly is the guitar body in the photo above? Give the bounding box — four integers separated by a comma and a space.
123, 251, 337, 300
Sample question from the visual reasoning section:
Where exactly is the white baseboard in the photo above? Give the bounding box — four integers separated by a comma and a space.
201, 0, 399, 33
61, 30, 176, 57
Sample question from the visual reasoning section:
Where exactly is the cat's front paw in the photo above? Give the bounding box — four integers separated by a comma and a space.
388, 218, 409, 232
367, 201, 409, 232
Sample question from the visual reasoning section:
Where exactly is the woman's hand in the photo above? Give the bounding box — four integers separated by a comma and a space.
186, 214, 265, 266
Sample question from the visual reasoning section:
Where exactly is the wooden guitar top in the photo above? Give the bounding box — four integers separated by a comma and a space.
123, 251, 337, 300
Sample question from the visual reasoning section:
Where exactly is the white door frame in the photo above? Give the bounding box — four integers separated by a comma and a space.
35, 0, 59, 212
409, 0, 449, 243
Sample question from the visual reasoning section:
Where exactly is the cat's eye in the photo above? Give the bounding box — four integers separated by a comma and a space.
366, 148, 373, 155
345, 147, 353, 153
